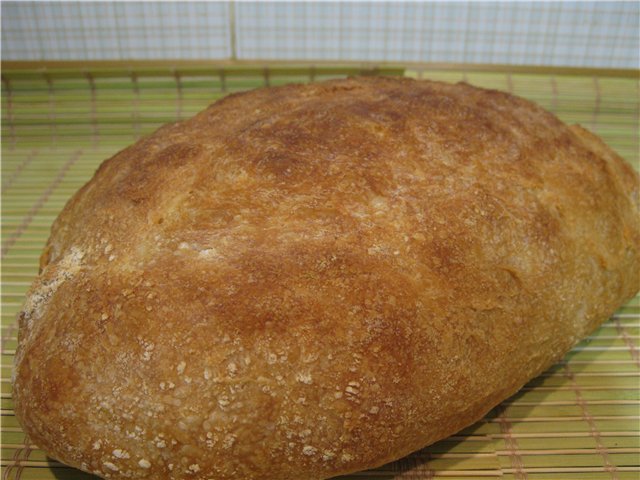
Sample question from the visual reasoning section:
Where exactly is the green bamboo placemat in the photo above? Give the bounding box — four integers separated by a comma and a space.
1, 63, 639, 480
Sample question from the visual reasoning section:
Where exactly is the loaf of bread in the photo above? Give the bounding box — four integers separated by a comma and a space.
13, 77, 639, 479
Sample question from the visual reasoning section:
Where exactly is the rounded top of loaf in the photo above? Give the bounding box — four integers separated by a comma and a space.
14, 76, 639, 480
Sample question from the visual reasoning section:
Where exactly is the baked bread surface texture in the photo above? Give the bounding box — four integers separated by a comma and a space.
13, 77, 640, 479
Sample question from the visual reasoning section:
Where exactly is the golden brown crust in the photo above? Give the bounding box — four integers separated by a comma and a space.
13, 77, 640, 479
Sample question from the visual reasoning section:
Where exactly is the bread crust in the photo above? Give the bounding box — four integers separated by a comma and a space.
13, 77, 640, 479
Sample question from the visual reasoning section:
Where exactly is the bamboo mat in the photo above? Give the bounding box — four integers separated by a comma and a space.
1, 63, 639, 480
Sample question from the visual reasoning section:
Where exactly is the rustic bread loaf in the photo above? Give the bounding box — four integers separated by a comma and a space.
13, 77, 639, 479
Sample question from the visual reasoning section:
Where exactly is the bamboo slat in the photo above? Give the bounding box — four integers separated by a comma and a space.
1, 63, 639, 480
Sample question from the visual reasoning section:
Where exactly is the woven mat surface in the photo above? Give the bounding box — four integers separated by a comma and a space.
1, 64, 639, 479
